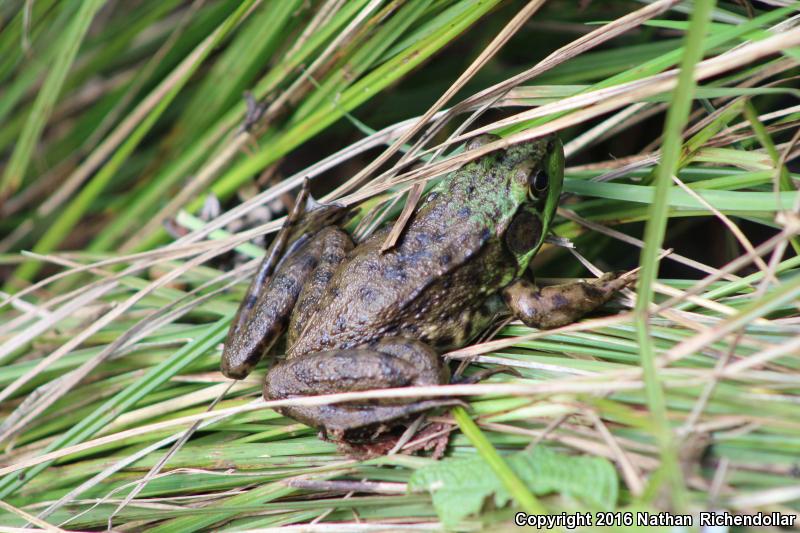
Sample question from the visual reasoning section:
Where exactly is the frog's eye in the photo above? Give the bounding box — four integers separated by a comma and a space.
529, 169, 549, 195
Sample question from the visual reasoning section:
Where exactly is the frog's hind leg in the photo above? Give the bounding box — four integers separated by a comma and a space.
228, 182, 314, 337
263, 338, 454, 435
221, 226, 353, 379
502, 271, 634, 329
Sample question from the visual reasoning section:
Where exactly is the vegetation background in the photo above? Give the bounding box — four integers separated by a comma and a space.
1, 0, 799, 530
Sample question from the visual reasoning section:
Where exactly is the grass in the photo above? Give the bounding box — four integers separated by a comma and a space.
632, 0, 716, 509
1, 0, 800, 530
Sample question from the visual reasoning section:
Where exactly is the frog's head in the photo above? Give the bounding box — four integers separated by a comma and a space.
433, 133, 564, 276
476, 133, 565, 275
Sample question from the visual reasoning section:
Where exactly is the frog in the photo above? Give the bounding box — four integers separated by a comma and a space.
221, 133, 632, 445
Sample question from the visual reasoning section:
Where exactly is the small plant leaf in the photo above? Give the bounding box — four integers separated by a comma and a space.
408, 446, 618, 527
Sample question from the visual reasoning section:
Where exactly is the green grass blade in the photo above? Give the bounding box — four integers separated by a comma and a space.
452, 406, 545, 514
5, 0, 261, 289
0, 314, 232, 498
632, 0, 716, 509
0, 0, 106, 198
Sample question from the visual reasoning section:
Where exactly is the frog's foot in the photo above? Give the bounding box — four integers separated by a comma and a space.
333, 434, 400, 459
335, 420, 456, 459
502, 271, 635, 329
400, 422, 455, 459
264, 338, 454, 442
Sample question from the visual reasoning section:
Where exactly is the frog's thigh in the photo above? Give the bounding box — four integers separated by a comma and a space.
264, 338, 449, 431
502, 272, 631, 329
287, 227, 353, 344
221, 227, 351, 379
265, 338, 446, 397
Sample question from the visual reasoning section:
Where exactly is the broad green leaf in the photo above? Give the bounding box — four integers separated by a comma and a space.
408, 446, 618, 527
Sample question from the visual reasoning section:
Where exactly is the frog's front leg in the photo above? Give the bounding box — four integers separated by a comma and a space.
221, 226, 353, 379
264, 338, 451, 437
502, 272, 633, 329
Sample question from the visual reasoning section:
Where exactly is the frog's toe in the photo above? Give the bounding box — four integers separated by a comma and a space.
399, 421, 454, 459
600, 270, 637, 289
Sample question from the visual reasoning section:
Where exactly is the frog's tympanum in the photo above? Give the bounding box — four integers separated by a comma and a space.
221, 134, 631, 445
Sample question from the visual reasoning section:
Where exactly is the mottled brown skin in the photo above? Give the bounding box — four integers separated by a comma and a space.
221, 227, 353, 379
222, 134, 632, 444
502, 272, 632, 329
